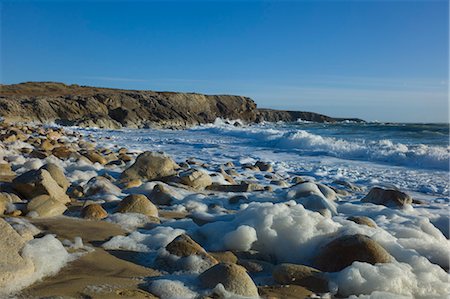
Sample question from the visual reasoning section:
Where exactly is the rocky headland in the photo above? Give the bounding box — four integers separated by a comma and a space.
0, 82, 363, 129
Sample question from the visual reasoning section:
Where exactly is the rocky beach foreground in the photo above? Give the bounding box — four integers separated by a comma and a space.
0, 122, 449, 299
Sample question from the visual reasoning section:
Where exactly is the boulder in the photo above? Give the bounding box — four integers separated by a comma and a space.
207, 182, 265, 192
314, 234, 391, 272
84, 176, 122, 197
238, 259, 274, 273
272, 263, 329, 293
81, 203, 108, 220
40, 163, 70, 191
258, 285, 313, 299
287, 182, 337, 215
348, 216, 377, 228
39, 139, 54, 151
27, 195, 67, 217
84, 151, 107, 165
229, 195, 247, 204
52, 146, 73, 159
148, 184, 176, 205
198, 263, 259, 297
121, 179, 142, 189
166, 234, 213, 258
0, 218, 34, 290
121, 151, 179, 181
209, 251, 238, 264
333, 180, 362, 192
0, 200, 5, 215
0, 192, 22, 204
67, 185, 84, 199
0, 162, 15, 182
179, 169, 212, 189
254, 161, 273, 172
117, 194, 158, 217
316, 183, 337, 201
361, 187, 412, 208
12, 169, 70, 203
156, 234, 218, 273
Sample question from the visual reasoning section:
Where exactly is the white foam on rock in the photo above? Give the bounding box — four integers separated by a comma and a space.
331, 259, 450, 298
198, 201, 340, 263
106, 212, 153, 231
2, 235, 73, 296
149, 279, 198, 299
102, 226, 185, 252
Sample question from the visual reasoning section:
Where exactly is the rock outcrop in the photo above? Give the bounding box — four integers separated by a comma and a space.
0, 82, 257, 128
0, 82, 362, 128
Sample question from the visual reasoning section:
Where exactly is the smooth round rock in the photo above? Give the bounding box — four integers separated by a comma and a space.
198, 263, 259, 297
117, 194, 158, 217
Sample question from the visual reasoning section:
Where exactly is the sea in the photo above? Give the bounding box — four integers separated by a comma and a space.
76, 119, 450, 201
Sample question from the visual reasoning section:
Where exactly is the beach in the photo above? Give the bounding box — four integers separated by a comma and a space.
0, 119, 449, 298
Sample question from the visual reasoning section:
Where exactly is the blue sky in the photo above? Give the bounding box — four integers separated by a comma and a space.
1, 0, 448, 122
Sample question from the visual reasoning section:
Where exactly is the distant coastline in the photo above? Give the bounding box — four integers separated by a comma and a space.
0, 82, 364, 129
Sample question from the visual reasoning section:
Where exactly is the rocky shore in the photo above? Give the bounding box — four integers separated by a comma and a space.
0, 121, 449, 298
0, 82, 363, 129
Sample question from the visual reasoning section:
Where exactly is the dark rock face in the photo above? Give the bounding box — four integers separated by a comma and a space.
256, 108, 364, 123
0, 82, 363, 128
0, 82, 257, 128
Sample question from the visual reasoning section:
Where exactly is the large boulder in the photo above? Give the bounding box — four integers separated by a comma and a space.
179, 169, 212, 189
272, 263, 329, 293
287, 182, 337, 216
0, 162, 15, 182
117, 194, 158, 217
27, 195, 67, 217
148, 184, 176, 205
348, 216, 377, 228
0, 218, 34, 291
259, 285, 313, 299
155, 234, 218, 273
314, 234, 391, 272
83, 151, 107, 165
361, 187, 412, 208
207, 182, 265, 192
0, 192, 22, 204
84, 176, 122, 197
81, 203, 108, 220
166, 234, 213, 258
12, 169, 70, 203
198, 263, 259, 297
121, 151, 179, 181
254, 161, 273, 172
40, 163, 70, 191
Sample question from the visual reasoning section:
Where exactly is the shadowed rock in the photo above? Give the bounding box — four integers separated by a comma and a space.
314, 234, 391, 272
362, 187, 412, 208
198, 263, 259, 297
121, 151, 179, 182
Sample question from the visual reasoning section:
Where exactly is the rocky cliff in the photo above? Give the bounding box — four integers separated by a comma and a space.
0, 82, 362, 128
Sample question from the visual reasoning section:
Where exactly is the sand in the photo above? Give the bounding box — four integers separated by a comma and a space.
18, 216, 160, 299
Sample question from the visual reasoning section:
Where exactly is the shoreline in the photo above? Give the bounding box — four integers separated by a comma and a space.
0, 121, 449, 298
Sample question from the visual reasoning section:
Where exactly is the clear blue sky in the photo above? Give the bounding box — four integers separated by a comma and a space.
1, 0, 448, 122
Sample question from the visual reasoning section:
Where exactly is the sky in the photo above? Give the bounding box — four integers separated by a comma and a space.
1, 0, 448, 122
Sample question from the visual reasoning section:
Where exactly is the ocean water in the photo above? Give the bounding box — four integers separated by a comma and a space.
76, 119, 450, 200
